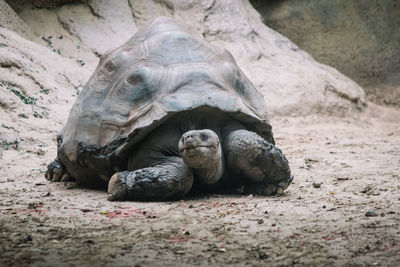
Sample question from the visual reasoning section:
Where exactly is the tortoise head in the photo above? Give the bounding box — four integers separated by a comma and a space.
178, 129, 221, 169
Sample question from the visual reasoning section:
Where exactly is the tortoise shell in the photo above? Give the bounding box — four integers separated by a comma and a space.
57, 17, 274, 183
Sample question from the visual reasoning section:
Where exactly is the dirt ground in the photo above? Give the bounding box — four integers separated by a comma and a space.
0, 103, 399, 266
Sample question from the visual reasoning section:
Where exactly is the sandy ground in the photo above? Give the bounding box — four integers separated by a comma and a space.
0, 104, 399, 266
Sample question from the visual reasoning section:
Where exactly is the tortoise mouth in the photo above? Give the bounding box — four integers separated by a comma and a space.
179, 145, 216, 154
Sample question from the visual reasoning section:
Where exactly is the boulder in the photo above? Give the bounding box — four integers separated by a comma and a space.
251, 0, 400, 106
56, 0, 137, 55
0, 26, 90, 149
8, 0, 136, 60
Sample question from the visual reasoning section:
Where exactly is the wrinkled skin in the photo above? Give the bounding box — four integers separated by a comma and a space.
179, 129, 224, 184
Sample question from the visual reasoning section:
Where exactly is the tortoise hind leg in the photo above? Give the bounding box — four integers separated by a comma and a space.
224, 129, 293, 196
45, 159, 74, 182
107, 157, 194, 201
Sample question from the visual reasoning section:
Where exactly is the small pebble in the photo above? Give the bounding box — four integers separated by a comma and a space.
42, 192, 51, 197
365, 211, 378, 217
312, 182, 322, 188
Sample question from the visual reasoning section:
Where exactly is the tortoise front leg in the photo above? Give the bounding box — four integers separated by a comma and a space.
107, 157, 193, 201
224, 130, 293, 195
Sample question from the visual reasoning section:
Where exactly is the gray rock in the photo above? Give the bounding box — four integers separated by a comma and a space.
365, 211, 378, 217
57, 0, 137, 55
251, 0, 400, 106
312, 182, 322, 189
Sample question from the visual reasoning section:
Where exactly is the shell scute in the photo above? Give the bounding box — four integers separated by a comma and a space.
145, 31, 214, 65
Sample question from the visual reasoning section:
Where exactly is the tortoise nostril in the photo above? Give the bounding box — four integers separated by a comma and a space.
183, 135, 193, 143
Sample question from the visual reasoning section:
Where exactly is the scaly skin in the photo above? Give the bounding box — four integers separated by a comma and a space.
224, 129, 293, 195
108, 157, 193, 201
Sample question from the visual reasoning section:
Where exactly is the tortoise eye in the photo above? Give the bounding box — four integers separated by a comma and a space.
200, 133, 208, 141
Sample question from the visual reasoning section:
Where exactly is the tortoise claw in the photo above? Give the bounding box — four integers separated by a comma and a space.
60, 173, 73, 182
243, 175, 293, 196
243, 183, 277, 196
107, 172, 128, 201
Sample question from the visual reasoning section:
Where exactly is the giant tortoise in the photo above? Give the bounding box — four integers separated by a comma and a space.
45, 17, 293, 201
